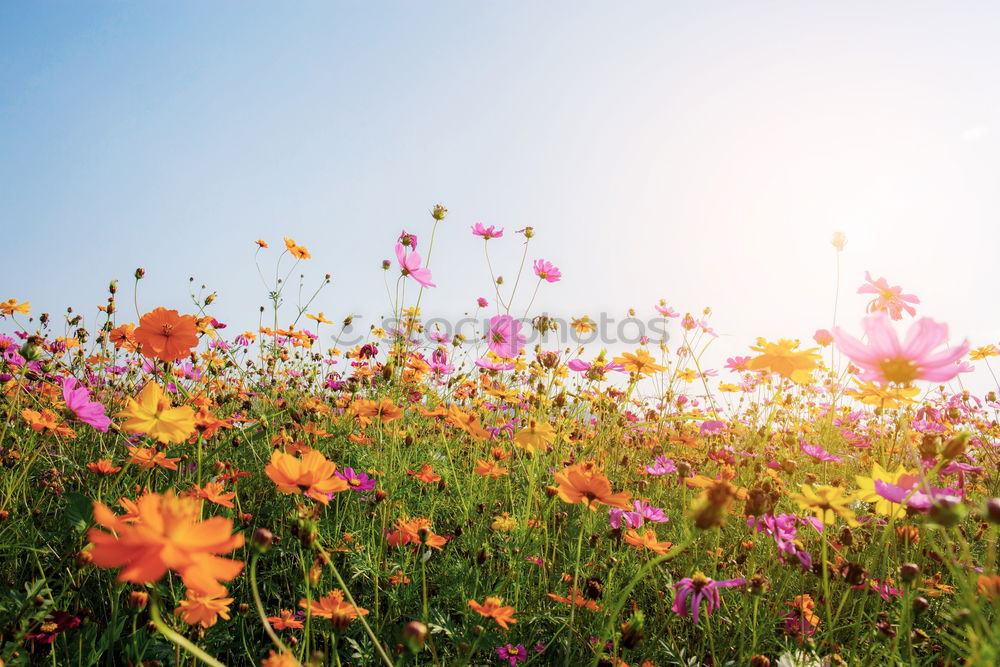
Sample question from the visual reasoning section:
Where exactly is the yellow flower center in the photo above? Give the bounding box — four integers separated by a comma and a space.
879, 357, 918, 384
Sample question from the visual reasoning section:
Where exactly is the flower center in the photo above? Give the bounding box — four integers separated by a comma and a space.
879, 357, 918, 384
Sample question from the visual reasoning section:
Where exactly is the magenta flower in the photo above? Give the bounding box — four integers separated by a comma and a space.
656, 304, 679, 317
336, 467, 377, 492
724, 356, 751, 372
62, 377, 111, 432
813, 329, 833, 346
496, 644, 527, 665
475, 357, 515, 371
799, 440, 840, 463
644, 456, 677, 476
832, 312, 969, 385
487, 315, 525, 359
874, 477, 963, 512
858, 271, 919, 320
398, 230, 418, 249
471, 223, 504, 239
672, 573, 745, 624
395, 243, 435, 288
532, 259, 561, 283
477, 297, 488, 308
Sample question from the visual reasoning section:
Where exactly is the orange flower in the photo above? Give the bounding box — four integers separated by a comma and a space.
299, 590, 368, 628
21, 408, 76, 438
267, 609, 304, 630
351, 398, 403, 423
127, 446, 181, 470
0, 299, 30, 316
108, 323, 139, 352
624, 529, 674, 555
189, 481, 237, 508
256, 239, 269, 248
978, 575, 1000, 602
468, 596, 517, 629
134, 308, 199, 363
547, 590, 600, 611
265, 449, 349, 504
87, 490, 244, 596
474, 460, 508, 478
386, 517, 448, 550
407, 464, 441, 484
445, 405, 490, 442
284, 237, 311, 260
555, 462, 631, 510
86, 459, 122, 475
261, 651, 299, 667
174, 588, 233, 628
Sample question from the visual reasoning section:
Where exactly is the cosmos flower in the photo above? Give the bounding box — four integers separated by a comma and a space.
832, 312, 970, 386
672, 572, 745, 624
858, 271, 918, 320
468, 596, 517, 629
788, 484, 858, 526
175, 589, 233, 628
62, 377, 111, 432
533, 259, 562, 283
746, 338, 821, 385
265, 449, 350, 504
799, 441, 840, 463
395, 243, 435, 288
300, 590, 369, 629
613, 349, 667, 376
471, 223, 504, 239
116, 382, 196, 444
283, 237, 311, 259
336, 467, 377, 492
0, 298, 30, 316
487, 315, 525, 359
134, 308, 199, 363
555, 462, 632, 510
496, 644, 528, 665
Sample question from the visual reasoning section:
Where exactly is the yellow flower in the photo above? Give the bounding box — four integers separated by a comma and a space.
789, 484, 858, 526
571, 316, 596, 333
513, 421, 556, 453
612, 349, 667, 376
854, 463, 914, 518
970, 344, 999, 361
746, 338, 821, 385
0, 299, 30, 316
116, 382, 196, 444
677, 368, 699, 382
845, 380, 920, 410
491, 513, 517, 531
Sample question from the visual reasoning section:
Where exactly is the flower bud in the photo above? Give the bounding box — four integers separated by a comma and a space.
431, 204, 448, 220
252, 528, 274, 551
134, 268, 145, 279
899, 563, 920, 583
129, 591, 149, 609
402, 621, 428, 652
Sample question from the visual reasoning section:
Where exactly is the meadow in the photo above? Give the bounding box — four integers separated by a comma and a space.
0, 211, 997, 667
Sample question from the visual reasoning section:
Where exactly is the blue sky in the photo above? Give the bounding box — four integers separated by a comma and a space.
3, 1, 999, 392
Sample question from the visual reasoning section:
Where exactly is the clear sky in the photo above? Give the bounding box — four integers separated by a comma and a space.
3, 1, 999, 392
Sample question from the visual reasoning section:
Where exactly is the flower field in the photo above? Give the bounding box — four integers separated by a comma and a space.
0, 214, 998, 667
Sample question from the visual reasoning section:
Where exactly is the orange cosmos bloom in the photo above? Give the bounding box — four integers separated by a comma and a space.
299, 590, 368, 628
978, 575, 1000, 602
445, 404, 490, 442
351, 398, 403, 423
386, 517, 448, 550
474, 459, 509, 478
255, 239, 269, 248
267, 609, 304, 630
127, 446, 180, 470
265, 449, 349, 504
174, 588, 233, 628
86, 459, 122, 475
547, 590, 601, 610
554, 462, 632, 510
188, 481, 237, 508
0, 299, 30, 316
624, 529, 673, 555
407, 464, 441, 484
87, 490, 244, 596
468, 596, 517, 630
134, 308, 199, 363
284, 237, 311, 260
116, 382, 196, 444
21, 408, 76, 438
109, 323, 139, 352
261, 651, 299, 667
612, 349, 667, 376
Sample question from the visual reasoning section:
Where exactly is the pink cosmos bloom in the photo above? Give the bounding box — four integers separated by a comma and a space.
471, 223, 504, 239
857, 271, 919, 320
532, 259, 561, 283
724, 356, 751, 372
477, 297, 488, 308
672, 574, 745, 625
655, 304, 679, 317
62, 377, 111, 432
832, 312, 969, 385
813, 329, 833, 346
799, 440, 841, 463
644, 456, 677, 476
398, 230, 418, 249
874, 477, 963, 512
487, 315, 525, 359
395, 243, 435, 288
475, 357, 515, 371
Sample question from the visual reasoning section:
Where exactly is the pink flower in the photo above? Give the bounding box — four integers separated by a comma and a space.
532, 259, 561, 283
656, 304, 679, 318
487, 315, 525, 359
395, 243, 435, 288
62, 377, 111, 432
471, 223, 504, 239
724, 356, 751, 372
799, 440, 840, 463
475, 357, 515, 371
813, 329, 833, 346
857, 271, 919, 320
398, 230, 418, 249
832, 312, 969, 385
672, 574, 744, 625
477, 297, 488, 308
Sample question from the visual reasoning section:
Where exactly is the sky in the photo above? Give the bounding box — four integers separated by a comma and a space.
3, 1, 999, 394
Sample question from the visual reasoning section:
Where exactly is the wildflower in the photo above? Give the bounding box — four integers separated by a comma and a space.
783, 594, 820, 637
266, 449, 349, 504
547, 590, 600, 610
468, 596, 517, 629
87, 490, 244, 595
351, 397, 403, 423
613, 349, 667, 376
398, 230, 418, 248
474, 459, 509, 478
671, 572, 745, 624
513, 420, 556, 452
134, 308, 199, 362
497, 644, 528, 665
746, 338, 821, 384
265, 609, 304, 630
555, 462, 632, 510
533, 259, 562, 282
255, 239, 269, 248
21, 408, 76, 438
116, 382, 196, 444
0, 298, 30, 316
656, 301, 679, 317
300, 590, 369, 628
831, 231, 847, 251
491, 513, 518, 531
845, 380, 920, 409
477, 297, 488, 307
789, 484, 858, 526
977, 575, 1000, 602
644, 456, 677, 476
407, 464, 441, 484
472, 223, 504, 239
25, 611, 80, 645
854, 463, 914, 517
174, 589, 233, 628
812, 329, 833, 346
488, 314, 525, 358
190, 481, 237, 508
262, 650, 299, 667
62, 377, 111, 432
858, 271, 918, 320
336, 467, 377, 492
306, 312, 333, 325
623, 529, 673, 555
283, 237, 311, 259
833, 312, 969, 385
86, 459, 122, 475
799, 441, 840, 463
127, 446, 180, 470
109, 323, 139, 351
395, 243, 435, 288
